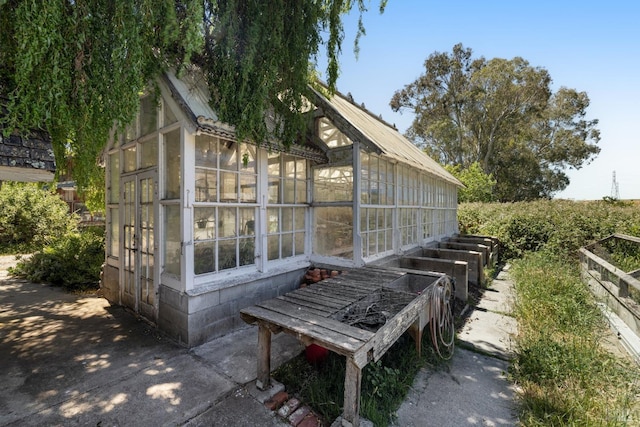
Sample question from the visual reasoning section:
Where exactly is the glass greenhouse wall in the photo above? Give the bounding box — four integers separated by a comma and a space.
100, 72, 461, 346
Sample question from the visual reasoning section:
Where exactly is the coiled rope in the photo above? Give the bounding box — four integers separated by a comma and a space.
426, 277, 455, 359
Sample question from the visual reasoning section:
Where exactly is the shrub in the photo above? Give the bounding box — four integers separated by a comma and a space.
0, 182, 77, 253
10, 227, 105, 292
458, 200, 640, 260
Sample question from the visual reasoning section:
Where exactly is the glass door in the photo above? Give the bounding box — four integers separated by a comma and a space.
121, 171, 158, 321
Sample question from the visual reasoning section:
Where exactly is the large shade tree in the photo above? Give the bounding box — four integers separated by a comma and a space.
0, 0, 385, 205
390, 44, 601, 201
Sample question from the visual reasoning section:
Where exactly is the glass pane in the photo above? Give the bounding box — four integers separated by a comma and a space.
239, 208, 255, 236
267, 235, 280, 260
125, 122, 137, 142
194, 241, 215, 274
108, 207, 119, 258
284, 156, 296, 178
318, 117, 352, 147
268, 152, 280, 176
239, 173, 256, 203
220, 172, 237, 201
283, 179, 294, 204
123, 147, 136, 172
164, 204, 180, 277
370, 180, 379, 204
295, 159, 306, 179
361, 152, 369, 178
369, 231, 378, 255
140, 95, 157, 135
281, 234, 293, 258
195, 135, 218, 168
219, 140, 237, 171
313, 206, 353, 259
387, 184, 395, 205
219, 207, 236, 238
194, 207, 216, 240
163, 99, 177, 127
239, 237, 254, 266
294, 232, 305, 256
164, 129, 181, 199
268, 177, 280, 203
218, 240, 236, 270
195, 169, 217, 202
282, 208, 293, 232
267, 208, 279, 233
240, 143, 256, 173
140, 136, 158, 168
109, 153, 119, 204
294, 207, 305, 231
295, 180, 306, 203
313, 166, 353, 202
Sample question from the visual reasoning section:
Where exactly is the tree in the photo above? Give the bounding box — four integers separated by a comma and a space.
445, 162, 496, 203
391, 44, 600, 201
0, 0, 386, 200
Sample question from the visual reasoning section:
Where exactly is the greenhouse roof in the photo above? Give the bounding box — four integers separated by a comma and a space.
311, 86, 462, 187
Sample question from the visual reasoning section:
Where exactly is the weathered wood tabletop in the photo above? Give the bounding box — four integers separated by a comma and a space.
241, 266, 446, 427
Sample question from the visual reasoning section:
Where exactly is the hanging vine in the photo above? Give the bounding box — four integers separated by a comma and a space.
0, 0, 385, 207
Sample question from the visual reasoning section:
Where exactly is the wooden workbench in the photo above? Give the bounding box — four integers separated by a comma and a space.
240, 266, 448, 427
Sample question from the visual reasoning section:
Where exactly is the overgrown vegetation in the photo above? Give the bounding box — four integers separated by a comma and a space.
0, 182, 77, 253
458, 199, 640, 260
0, 182, 105, 291
462, 200, 640, 425
273, 334, 446, 426
510, 251, 640, 425
10, 227, 105, 292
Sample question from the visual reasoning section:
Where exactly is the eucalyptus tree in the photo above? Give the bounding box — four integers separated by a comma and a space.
0, 0, 385, 206
391, 44, 600, 201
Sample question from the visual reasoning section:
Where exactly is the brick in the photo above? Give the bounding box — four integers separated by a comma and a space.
288, 406, 310, 426
297, 413, 324, 427
277, 397, 301, 418
264, 391, 289, 411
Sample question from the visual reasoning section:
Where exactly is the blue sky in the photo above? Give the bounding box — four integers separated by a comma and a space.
317, 1, 640, 200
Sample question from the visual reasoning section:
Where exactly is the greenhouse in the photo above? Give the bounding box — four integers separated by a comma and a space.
101, 70, 462, 346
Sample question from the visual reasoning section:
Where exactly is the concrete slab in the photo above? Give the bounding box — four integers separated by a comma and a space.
392, 348, 517, 427
477, 280, 516, 314
458, 309, 517, 360
184, 386, 290, 427
191, 326, 304, 385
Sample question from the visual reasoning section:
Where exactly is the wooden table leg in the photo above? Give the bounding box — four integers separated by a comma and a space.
256, 323, 271, 390
342, 357, 362, 427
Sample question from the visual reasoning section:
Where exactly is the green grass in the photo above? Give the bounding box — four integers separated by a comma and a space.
510, 250, 640, 426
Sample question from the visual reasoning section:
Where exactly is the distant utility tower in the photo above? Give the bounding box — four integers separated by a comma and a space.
611, 171, 620, 199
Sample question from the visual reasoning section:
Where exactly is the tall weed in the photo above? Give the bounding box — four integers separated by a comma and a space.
510, 251, 640, 425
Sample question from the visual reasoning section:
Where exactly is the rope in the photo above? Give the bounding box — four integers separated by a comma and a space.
426, 278, 455, 359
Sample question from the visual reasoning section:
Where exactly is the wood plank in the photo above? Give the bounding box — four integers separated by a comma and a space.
342, 357, 362, 427
240, 305, 368, 354
323, 276, 382, 292
295, 287, 358, 305
370, 293, 429, 361
256, 324, 271, 390
283, 291, 347, 310
266, 296, 335, 317
312, 282, 371, 298
257, 298, 374, 342
276, 295, 336, 315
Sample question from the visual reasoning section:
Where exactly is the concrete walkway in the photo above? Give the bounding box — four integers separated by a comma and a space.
391, 267, 519, 427
0, 255, 520, 426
